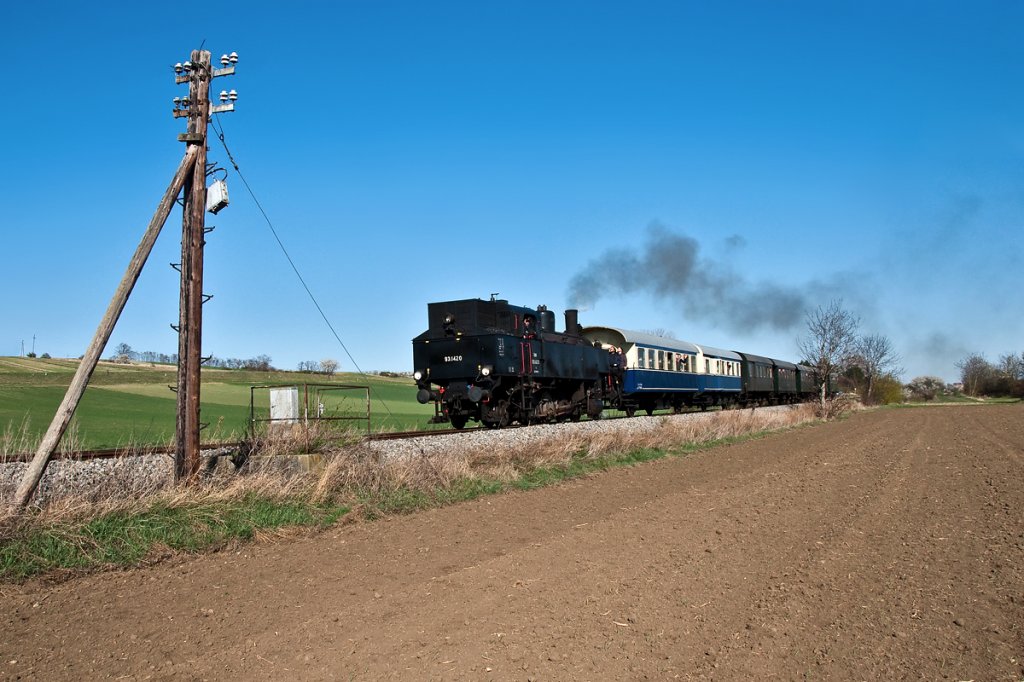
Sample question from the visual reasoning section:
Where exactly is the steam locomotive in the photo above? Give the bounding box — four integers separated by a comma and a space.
412, 297, 818, 428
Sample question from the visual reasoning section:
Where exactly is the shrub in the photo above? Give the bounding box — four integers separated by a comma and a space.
906, 376, 943, 401
872, 375, 904, 405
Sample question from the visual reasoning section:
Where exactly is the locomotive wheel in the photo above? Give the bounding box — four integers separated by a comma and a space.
483, 413, 509, 429
450, 414, 469, 429
625, 406, 636, 418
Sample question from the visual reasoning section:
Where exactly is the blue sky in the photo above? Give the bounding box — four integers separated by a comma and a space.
1, 1, 1021, 382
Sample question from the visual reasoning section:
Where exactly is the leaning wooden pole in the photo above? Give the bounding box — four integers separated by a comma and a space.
11, 146, 200, 509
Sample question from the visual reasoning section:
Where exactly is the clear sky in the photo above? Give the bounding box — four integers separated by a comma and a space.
2, 1, 1021, 382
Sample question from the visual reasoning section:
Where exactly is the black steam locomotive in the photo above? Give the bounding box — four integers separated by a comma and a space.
411, 298, 620, 428
412, 297, 818, 428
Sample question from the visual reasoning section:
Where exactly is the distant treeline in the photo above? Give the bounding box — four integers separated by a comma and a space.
109, 343, 274, 371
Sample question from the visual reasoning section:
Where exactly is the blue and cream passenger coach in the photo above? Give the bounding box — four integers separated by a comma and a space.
581, 327, 742, 415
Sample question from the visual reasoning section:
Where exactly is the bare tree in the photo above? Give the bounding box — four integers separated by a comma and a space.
112, 342, 135, 364
243, 354, 274, 372
853, 333, 903, 405
956, 353, 994, 396
320, 358, 339, 377
797, 300, 860, 411
997, 352, 1024, 380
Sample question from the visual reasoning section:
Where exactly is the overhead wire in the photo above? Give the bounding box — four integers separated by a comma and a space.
208, 114, 396, 421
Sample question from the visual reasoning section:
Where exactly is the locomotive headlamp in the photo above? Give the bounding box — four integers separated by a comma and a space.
413, 370, 423, 381
480, 366, 492, 377
443, 314, 455, 325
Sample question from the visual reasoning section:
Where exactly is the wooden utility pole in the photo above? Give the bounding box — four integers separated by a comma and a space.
173, 49, 237, 481
12, 147, 199, 508
12, 47, 237, 507
174, 49, 211, 481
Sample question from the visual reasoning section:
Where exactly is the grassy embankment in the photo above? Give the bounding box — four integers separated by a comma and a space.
895, 395, 1019, 407
0, 404, 823, 581
0, 356, 435, 454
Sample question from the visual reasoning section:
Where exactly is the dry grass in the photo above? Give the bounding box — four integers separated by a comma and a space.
0, 417, 36, 462
3, 405, 821, 529
309, 405, 822, 499
814, 395, 863, 420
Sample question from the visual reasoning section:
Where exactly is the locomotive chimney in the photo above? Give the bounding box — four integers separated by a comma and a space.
564, 309, 579, 336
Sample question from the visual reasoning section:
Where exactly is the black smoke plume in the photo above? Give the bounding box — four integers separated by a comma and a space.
566, 223, 808, 333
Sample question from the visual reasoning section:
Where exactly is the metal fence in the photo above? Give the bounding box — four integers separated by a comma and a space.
248, 383, 371, 440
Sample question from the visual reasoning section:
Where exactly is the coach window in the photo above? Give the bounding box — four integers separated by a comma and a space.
657, 350, 664, 370
648, 349, 655, 369
637, 347, 645, 368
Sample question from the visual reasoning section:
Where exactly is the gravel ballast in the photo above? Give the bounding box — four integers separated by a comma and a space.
1, 406, 797, 506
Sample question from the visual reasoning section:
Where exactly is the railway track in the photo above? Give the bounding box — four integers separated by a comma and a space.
1, 427, 490, 463
1, 442, 239, 464
5, 410, 709, 463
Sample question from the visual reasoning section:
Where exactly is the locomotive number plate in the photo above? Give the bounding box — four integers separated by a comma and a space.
444, 355, 463, 362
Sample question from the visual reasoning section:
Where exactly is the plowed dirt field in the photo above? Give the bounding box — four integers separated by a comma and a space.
2, 405, 1022, 680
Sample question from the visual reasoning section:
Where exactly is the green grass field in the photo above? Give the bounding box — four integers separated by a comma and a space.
0, 357, 435, 452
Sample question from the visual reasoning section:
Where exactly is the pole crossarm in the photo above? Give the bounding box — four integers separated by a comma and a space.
11, 146, 200, 509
